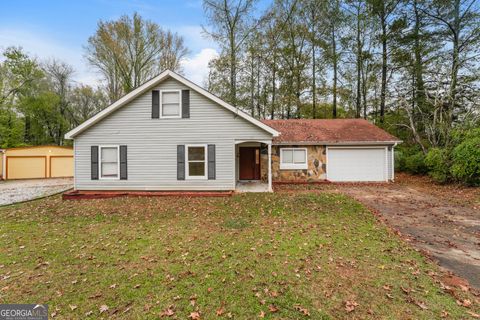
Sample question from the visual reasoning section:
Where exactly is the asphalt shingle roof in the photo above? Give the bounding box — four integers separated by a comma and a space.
262, 119, 401, 144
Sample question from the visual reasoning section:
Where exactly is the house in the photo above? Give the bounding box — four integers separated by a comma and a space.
64, 70, 401, 193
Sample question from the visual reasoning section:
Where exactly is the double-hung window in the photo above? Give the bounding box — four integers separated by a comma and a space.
160, 90, 181, 118
99, 145, 119, 179
186, 145, 207, 179
280, 148, 308, 170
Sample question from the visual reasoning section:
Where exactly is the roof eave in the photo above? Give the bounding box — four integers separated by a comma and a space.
273, 140, 403, 146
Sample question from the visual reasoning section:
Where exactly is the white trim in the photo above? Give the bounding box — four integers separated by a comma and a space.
64, 70, 280, 139
1, 149, 5, 180
274, 140, 401, 146
268, 143, 272, 192
99, 145, 120, 180
326, 146, 388, 182
186, 144, 208, 180
279, 148, 308, 170
160, 89, 182, 119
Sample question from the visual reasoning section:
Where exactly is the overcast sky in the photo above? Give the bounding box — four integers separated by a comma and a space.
0, 0, 223, 87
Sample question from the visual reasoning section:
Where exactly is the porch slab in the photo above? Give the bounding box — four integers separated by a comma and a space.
236, 181, 270, 193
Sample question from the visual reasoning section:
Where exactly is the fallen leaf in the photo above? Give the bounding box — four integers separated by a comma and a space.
345, 300, 358, 313
160, 306, 175, 317
99, 305, 109, 314
69, 305, 77, 311
294, 304, 310, 316
258, 310, 265, 318
189, 311, 201, 320
216, 306, 224, 316
466, 311, 480, 318
268, 304, 278, 313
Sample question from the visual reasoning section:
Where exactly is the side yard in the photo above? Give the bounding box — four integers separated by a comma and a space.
0, 192, 478, 319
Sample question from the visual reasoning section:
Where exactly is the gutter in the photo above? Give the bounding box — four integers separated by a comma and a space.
272, 140, 403, 146
0, 149, 5, 180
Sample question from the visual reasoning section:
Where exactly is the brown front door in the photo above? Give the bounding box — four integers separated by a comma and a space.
239, 147, 261, 180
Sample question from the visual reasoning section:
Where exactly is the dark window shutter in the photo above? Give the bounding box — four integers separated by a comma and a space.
152, 90, 159, 119
120, 145, 128, 180
91, 146, 99, 180
177, 145, 185, 180
208, 144, 216, 180
182, 90, 190, 118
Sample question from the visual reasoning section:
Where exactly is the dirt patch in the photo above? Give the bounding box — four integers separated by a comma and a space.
333, 180, 480, 290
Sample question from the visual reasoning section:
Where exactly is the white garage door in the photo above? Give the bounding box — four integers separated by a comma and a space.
327, 147, 387, 182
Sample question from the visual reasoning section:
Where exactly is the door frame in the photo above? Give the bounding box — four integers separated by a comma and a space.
238, 146, 261, 180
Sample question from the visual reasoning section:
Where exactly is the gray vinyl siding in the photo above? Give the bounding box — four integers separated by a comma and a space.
74, 77, 272, 191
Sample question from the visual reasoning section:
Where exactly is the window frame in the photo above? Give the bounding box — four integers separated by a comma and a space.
280, 147, 308, 170
185, 144, 208, 180
160, 90, 182, 119
99, 145, 120, 180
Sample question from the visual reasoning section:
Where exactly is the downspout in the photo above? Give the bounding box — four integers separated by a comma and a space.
392, 142, 398, 182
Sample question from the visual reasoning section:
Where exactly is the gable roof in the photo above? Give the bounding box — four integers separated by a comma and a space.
65, 70, 279, 139
262, 119, 401, 145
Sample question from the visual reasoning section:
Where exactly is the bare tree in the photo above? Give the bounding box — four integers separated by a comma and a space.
86, 13, 189, 102
203, 0, 258, 106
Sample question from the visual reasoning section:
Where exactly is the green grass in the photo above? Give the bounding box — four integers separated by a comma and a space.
0, 192, 478, 319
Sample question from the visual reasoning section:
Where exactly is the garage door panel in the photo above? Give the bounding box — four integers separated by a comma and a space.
7, 157, 46, 179
50, 156, 74, 177
328, 148, 386, 182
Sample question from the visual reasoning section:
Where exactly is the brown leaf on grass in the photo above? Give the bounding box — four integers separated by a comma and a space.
189, 311, 201, 320
216, 306, 224, 316
415, 301, 428, 310
345, 300, 359, 313
294, 304, 310, 316
382, 284, 391, 291
69, 305, 77, 311
457, 299, 472, 308
99, 305, 109, 314
160, 305, 175, 317
190, 294, 197, 307
268, 305, 278, 313
258, 310, 265, 318
466, 311, 480, 318
386, 293, 394, 300
85, 311, 93, 316
401, 286, 411, 294
440, 310, 449, 318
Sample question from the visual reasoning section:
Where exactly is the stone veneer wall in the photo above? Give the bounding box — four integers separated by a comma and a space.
261, 145, 327, 182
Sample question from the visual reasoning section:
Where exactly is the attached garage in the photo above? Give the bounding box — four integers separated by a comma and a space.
2, 146, 73, 180
326, 147, 390, 182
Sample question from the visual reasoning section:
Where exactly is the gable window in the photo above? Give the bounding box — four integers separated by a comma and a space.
160, 90, 181, 118
99, 145, 119, 179
186, 145, 207, 179
280, 148, 308, 170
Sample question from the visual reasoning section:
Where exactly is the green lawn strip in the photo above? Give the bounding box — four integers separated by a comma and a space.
0, 192, 477, 319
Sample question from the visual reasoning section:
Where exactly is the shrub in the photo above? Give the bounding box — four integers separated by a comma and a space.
425, 148, 450, 183
451, 134, 480, 186
403, 151, 428, 174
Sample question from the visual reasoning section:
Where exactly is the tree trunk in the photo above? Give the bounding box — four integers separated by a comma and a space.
380, 9, 387, 123
332, 23, 338, 119
355, 7, 362, 118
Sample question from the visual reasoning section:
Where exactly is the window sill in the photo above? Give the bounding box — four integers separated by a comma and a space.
280, 164, 308, 170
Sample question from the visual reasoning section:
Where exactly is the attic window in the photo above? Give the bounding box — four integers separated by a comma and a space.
160, 90, 181, 118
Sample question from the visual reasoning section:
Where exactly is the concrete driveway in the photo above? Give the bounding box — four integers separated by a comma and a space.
336, 182, 480, 290
0, 178, 73, 206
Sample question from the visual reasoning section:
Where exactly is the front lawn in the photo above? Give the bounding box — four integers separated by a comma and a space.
0, 192, 478, 319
